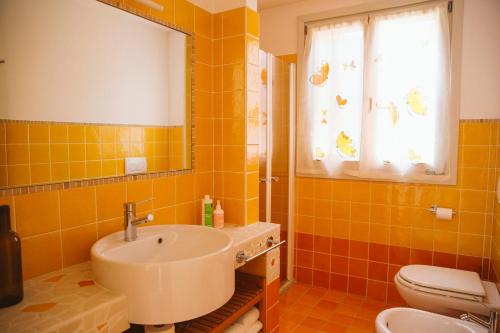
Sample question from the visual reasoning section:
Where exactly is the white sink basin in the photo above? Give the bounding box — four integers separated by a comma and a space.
376, 308, 488, 333
91, 225, 235, 325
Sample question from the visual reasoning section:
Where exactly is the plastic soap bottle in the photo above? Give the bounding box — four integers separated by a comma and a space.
213, 200, 224, 229
202, 195, 213, 227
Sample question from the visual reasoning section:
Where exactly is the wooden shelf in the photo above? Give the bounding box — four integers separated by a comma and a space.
175, 273, 265, 333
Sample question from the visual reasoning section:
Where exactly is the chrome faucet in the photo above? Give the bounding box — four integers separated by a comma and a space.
460, 311, 498, 333
124, 201, 154, 242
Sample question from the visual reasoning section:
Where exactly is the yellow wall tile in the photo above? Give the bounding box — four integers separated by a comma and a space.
194, 6, 211, 37
7, 165, 30, 186
15, 191, 60, 237
222, 8, 245, 37
127, 180, 153, 212
68, 125, 85, 143
69, 161, 86, 180
7, 144, 29, 165
50, 124, 68, 143
246, 8, 259, 38
433, 231, 458, 254
30, 144, 50, 164
51, 163, 69, 182
61, 224, 97, 267
214, 12, 222, 38
174, 0, 194, 31
175, 174, 195, 203
96, 183, 126, 220
223, 35, 245, 65
50, 143, 68, 163
97, 217, 123, 239
5, 123, 28, 144
29, 124, 49, 143
175, 201, 195, 224
60, 187, 97, 229
150, 0, 174, 23
21, 232, 62, 280
224, 198, 245, 225
247, 172, 259, 198
86, 161, 102, 178
223, 172, 245, 199
223, 146, 245, 172
195, 35, 212, 65
247, 197, 259, 224
222, 63, 245, 91
458, 234, 484, 257
68, 144, 85, 162
30, 164, 51, 184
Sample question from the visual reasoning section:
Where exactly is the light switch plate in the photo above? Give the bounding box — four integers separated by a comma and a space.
125, 157, 147, 175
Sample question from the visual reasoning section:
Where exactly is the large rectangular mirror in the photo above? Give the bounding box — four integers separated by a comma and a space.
0, 0, 193, 189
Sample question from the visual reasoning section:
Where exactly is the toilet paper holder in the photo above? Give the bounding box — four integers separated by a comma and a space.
427, 204, 456, 215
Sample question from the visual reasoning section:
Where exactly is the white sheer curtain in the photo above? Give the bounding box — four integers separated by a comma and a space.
359, 2, 451, 181
297, 2, 453, 183
297, 16, 366, 177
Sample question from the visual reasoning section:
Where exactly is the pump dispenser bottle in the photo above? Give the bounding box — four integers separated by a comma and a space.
213, 200, 224, 229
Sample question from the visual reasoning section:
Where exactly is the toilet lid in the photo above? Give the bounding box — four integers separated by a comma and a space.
399, 265, 485, 297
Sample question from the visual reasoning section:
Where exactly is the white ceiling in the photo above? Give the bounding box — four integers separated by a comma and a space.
258, 0, 303, 10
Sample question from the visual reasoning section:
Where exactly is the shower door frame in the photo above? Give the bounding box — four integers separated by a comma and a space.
263, 53, 296, 283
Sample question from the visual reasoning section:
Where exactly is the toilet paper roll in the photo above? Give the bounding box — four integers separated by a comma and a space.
435, 207, 453, 220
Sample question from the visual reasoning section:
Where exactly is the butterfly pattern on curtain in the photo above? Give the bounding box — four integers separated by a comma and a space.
297, 2, 453, 183
304, 17, 366, 175
358, 3, 451, 181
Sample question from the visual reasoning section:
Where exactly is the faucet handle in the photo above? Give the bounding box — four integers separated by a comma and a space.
145, 213, 154, 222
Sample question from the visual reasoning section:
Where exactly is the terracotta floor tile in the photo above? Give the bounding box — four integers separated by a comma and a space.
306, 286, 328, 297
292, 324, 325, 333
323, 290, 348, 302
317, 299, 339, 310
328, 312, 356, 324
280, 283, 389, 333
322, 321, 349, 333
280, 319, 299, 332
281, 309, 308, 324
302, 316, 327, 329
297, 293, 322, 306
351, 318, 374, 331
309, 307, 336, 320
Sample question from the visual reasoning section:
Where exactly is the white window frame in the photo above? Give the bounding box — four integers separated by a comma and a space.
297, 0, 463, 185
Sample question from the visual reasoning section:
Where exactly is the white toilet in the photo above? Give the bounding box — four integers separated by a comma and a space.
395, 265, 500, 317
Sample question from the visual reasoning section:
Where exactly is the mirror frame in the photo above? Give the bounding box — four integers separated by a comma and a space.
96, 0, 195, 173
0, 0, 195, 194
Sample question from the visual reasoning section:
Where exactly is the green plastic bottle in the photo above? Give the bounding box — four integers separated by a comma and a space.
202, 195, 213, 227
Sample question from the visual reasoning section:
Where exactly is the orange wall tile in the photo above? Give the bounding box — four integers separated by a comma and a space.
4, 1, 258, 282
214, 7, 260, 225
0, 121, 185, 188
295, 120, 500, 301
0, 0, 220, 281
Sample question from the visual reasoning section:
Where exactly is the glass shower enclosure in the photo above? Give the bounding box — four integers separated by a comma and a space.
259, 50, 296, 285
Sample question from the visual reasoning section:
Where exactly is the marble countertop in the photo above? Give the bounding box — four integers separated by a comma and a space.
0, 262, 129, 333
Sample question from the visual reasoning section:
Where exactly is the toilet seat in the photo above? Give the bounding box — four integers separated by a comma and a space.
396, 265, 485, 303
